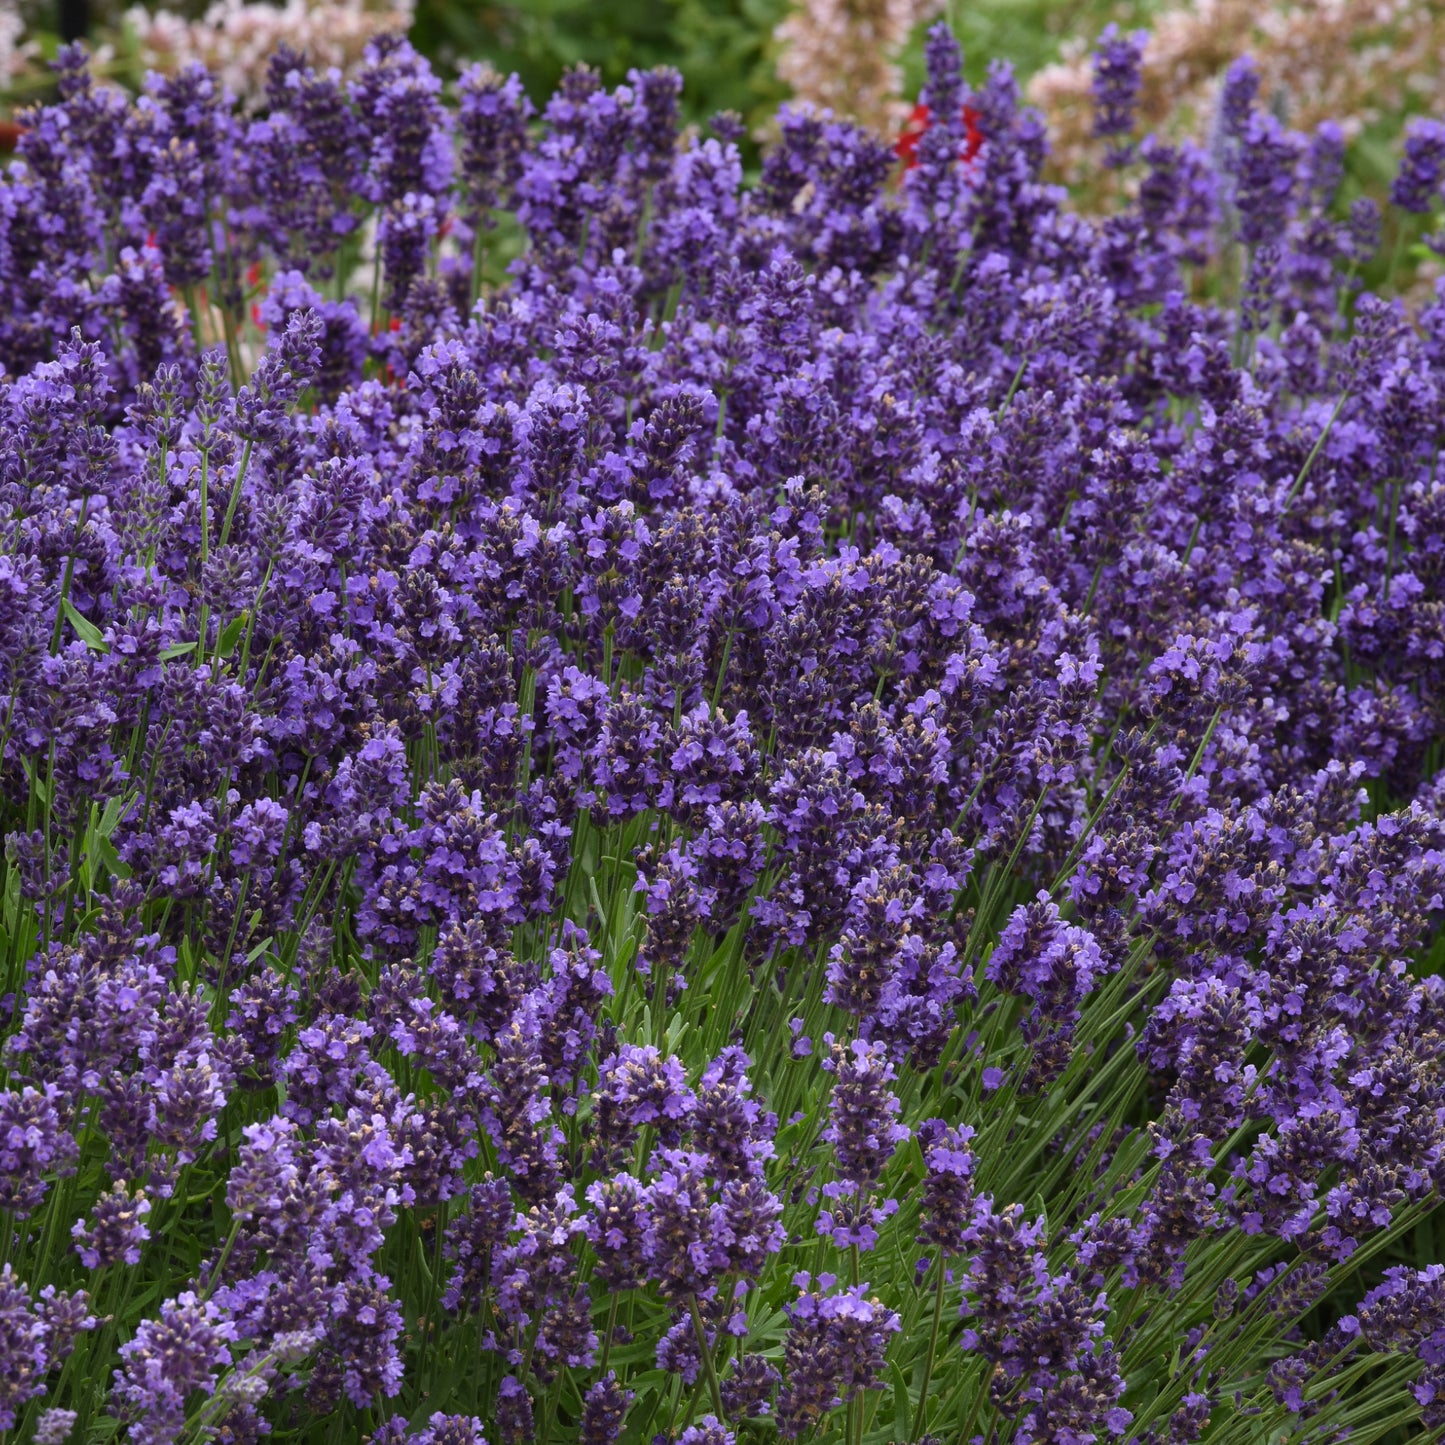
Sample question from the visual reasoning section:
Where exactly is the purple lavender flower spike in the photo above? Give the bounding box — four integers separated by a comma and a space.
1091, 26, 1147, 165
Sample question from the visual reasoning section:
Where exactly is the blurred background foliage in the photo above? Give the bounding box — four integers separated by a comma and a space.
410, 0, 791, 136
4, 0, 1152, 126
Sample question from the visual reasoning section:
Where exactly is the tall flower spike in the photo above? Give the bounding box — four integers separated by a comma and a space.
1090, 25, 1147, 165
1392, 118, 1445, 215
580, 1373, 633, 1445
72, 1179, 151, 1269
777, 1275, 900, 1439
916, 1119, 976, 1256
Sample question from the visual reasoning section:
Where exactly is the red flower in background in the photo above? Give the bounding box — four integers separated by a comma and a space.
895, 102, 984, 170
247, 262, 267, 329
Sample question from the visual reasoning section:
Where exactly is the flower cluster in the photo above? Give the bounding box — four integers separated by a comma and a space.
0, 19, 1442, 1445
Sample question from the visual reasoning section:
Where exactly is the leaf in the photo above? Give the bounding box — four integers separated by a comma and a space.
98, 792, 134, 839
890, 1357, 911, 1442
63, 597, 108, 652
160, 640, 198, 661
1030, 1192, 1049, 1234
19, 757, 49, 809
93, 834, 132, 882
2, 864, 19, 937
215, 609, 250, 659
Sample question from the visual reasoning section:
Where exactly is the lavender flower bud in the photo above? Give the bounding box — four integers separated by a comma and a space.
72, 1179, 151, 1269
581, 1373, 634, 1445
677, 1416, 733, 1445
1091, 25, 1147, 164
917, 1119, 976, 1256
1392, 119, 1445, 214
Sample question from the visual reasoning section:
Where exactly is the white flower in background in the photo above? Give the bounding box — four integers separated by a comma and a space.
123, 0, 414, 107
775, 0, 942, 135
1030, 0, 1445, 191
0, 6, 39, 90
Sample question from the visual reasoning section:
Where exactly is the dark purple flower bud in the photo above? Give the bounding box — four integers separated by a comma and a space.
693, 1046, 776, 1182
0, 1267, 93, 1429
409, 1415, 488, 1445
821, 1037, 909, 1188
643, 1149, 728, 1298
721, 1353, 781, 1418
580, 1373, 633, 1445
494, 1187, 595, 1368
584, 1173, 650, 1291
988, 894, 1106, 1024
1216, 56, 1259, 144
277, 1013, 383, 1126
592, 1044, 694, 1168
1303, 120, 1346, 209
0, 1084, 78, 1217
1090, 25, 1146, 163
656, 1307, 703, 1383
353, 39, 454, 208
1231, 112, 1303, 246
141, 138, 212, 289
456, 65, 533, 229
379, 192, 440, 315
922, 21, 964, 122
225, 1115, 303, 1222
257, 271, 367, 403
496, 1374, 534, 1445
777, 1274, 900, 1439
111, 1292, 235, 1445
234, 309, 323, 444
72, 1179, 151, 1269
308, 1267, 405, 1409
917, 1119, 976, 1256
442, 1175, 513, 1313
717, 1175, 786, 1279
226, 966, 300, 1074
1241, 242, 1281, 335
677, 1416, 733, 1445
34, 1409, 78, 1445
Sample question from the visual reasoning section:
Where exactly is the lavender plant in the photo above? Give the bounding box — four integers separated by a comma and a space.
0, 21, 1444, 1445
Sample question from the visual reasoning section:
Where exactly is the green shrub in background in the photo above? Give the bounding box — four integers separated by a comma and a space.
414, 0, 790, 135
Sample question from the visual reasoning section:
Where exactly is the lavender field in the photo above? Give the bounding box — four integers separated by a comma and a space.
0, 15, 1444, 1445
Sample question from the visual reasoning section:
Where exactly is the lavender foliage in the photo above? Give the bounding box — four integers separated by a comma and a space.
0, 22, 1440, 1445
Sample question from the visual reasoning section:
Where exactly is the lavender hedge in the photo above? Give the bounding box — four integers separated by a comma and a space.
1, 24, 1444, 1445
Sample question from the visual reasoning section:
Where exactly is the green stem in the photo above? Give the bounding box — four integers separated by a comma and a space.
1181, 703, 1225, 788
1285, 389, 1350, 506
688, 1293, 725, 1420
910, 1258, 946, 1441
1383, 478, 1402, 602
216, 439, 255, 554
955, 1367, 988, 1445
472, 221, 488, 305
598, 1291, 621, 1378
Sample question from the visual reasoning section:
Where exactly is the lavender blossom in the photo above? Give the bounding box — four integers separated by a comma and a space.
1392, 119, 1445, 214
1091, 25, 1147, 164
0, 26, 1442, 1445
